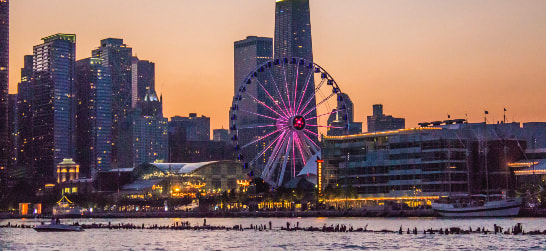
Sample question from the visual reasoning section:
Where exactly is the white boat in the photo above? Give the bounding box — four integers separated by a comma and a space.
34, 223, 84, 232
431, 195, 522, 217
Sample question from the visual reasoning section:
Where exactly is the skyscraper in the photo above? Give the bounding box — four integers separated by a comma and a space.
32, 34, 76, 186
327, 93, 362, 135
169, 113, 210, 142
274, 0, 313, 61
272, 0, 317, 183
367, 104, 405, 132
213, 129, 230, 143
120, 108, 168, 168
7, 93, 16, 170
233, 36, 273, 169
273, 0, 317, 131
234, 36, 273, 97
76, 58, 112, 177
17, 55, 33, 176
0, 0, 9, 195
92, 38, 132, 165
131, 57, 155, 108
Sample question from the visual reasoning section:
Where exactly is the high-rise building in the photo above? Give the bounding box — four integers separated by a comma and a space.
75, 58, 112, 177
131, 57, 155, 108
233, 36, 273, 169
16, 55, 33, 175
272, 0, 317, 183
213, 129, 230, 143
92, 38, 132, 165
327, 93, 362, 136
138, 90, 162, 117
367, 104, 405, 132
169, 113, 210, 142
274, 0, 313, 61
7, 94, 16, 170
121, 108, 168, 167
234, 36, 273, 96
31, 34, 76, 186
0, 0, 9, 195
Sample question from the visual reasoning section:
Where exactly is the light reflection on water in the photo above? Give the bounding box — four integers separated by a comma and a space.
1, 217, 546, 250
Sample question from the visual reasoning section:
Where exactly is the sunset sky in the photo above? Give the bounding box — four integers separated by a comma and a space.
8, 0, 546, 132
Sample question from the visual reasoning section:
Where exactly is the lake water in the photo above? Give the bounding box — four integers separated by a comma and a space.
1, 217, 545, 250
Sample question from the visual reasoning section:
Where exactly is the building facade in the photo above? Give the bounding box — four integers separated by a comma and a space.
169, 113, 210, 142
0, 0, 8, 195
131, 57, 155, 108
322, 123, 527, 199
327, 93, 362, 136
274, 0, 313, 61
16, 55, 33, 175
7, 94, 16, 171
213, 129, 230, 143
367, 104, 405, 133
75, 57, 112, 177
31, 34, 76, 186
125, 109, 169, 167
233, 36, 273, 169
92, 38, 132, 166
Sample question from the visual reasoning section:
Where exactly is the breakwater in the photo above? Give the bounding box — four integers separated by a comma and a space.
2, 220, 545, 236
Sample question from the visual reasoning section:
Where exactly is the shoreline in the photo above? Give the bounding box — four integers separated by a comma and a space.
2, 208, 546, 219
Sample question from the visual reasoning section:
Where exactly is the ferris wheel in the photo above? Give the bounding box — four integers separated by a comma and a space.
231, 57, 349, 187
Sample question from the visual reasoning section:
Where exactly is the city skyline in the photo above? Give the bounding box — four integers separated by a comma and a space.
7, 0, 546, 132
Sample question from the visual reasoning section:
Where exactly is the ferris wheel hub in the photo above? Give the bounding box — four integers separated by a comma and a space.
290, 115, 306, 131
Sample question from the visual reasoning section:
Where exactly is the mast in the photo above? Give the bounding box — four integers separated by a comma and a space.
484, 111, 489, 200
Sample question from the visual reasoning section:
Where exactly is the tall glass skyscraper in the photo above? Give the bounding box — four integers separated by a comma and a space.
92, 38, 132, 165
274, 0, 313, 61
233, 36, 273, 170
272, 0, 317, 182
0, 0, 9, 194
32, 34, 76, 185
17, 55, 33, 175
131, 57, 155, 108
76, 58, 112, 177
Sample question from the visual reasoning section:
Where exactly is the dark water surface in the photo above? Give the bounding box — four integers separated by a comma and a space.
1, 217, 545, 250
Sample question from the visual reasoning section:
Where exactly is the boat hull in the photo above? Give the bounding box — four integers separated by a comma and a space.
432, 198, 522, 217
34, 224, 84, 232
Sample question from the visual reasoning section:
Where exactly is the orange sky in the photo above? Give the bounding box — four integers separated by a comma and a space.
8, 0, 546, 133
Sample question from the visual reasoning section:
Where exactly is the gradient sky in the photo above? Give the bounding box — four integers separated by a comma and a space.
8, 0, 546, 133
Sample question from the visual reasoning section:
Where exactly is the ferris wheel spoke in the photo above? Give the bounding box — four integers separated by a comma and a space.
267, 67, 290, 115
293, 132, 307, 166
301, 131, 320, 153
241, 126, 286, 149
277, 135, 293, 187
249, 131, 286, 166
293, 62, 300, 114
303, 128, 319, 137
306, 108, 345, 121
242, 92, 287, 120
306, 124, 345, 129
282, 61, 293, 115
263, 132, 289, 181
254, 77, 290, 118
239, 109, 280, 122
296, 66, 314, 114
302, 92, 336, 117
237, 124, 278, 130
297, 78, 327, 115
297, 131, 313, 159
292, 133, 296, 177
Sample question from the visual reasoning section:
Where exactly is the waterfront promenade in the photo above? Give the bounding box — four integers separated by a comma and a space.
2, 208, 546, 219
